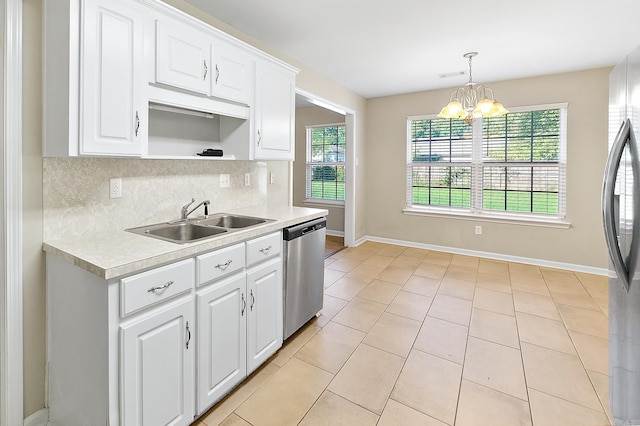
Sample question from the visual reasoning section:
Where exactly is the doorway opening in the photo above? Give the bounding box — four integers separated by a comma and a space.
293, 90, 356, 249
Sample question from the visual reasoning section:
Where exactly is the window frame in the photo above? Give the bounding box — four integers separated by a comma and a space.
404, 103, 569, 228
305, 122, 346, 204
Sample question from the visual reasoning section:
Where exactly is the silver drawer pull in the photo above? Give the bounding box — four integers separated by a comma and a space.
215, 259, 233, 269
147, 281, 174, 293
259, 245, 272, 254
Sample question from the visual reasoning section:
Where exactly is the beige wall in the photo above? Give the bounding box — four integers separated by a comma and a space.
293, 106, 346, 233
23, 0, 45, 416
365, 67, 610, 269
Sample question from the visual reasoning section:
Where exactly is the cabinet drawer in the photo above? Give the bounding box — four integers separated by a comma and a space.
197, 243, 245, 286
246, 231, 282, 267
121, 258, 194, 316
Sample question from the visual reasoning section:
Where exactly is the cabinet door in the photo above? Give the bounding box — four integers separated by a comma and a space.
246, 257, 283, 374
156, 20, 211, 95
196, 274, 247, 414
254, 61, 296, 160
211, 40, 253, 105
121, 298, 194, 426
81, 0, 145, 156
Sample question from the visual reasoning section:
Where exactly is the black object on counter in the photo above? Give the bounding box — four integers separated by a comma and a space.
197, 148, 223, 157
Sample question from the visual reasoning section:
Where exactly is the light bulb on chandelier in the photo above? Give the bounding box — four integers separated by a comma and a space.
437, 52, 508, 125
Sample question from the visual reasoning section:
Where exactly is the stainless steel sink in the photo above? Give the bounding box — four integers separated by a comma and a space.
196, 214, 268, 229
127, 222, 227, 244
126, 213, 272, 244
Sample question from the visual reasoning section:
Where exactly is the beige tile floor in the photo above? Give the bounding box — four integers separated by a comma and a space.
196, 241, 612, 426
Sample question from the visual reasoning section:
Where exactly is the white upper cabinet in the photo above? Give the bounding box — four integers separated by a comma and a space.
211, 39, 253, 105
154, 18, 253, 105
155, 20, 211, 95
44, 0, 146, 157
43, 0, 297, 160
81, 0, 146, 156
253, 60, 296, 160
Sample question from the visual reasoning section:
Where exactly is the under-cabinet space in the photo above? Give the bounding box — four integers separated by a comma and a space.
146, 105, 250, 159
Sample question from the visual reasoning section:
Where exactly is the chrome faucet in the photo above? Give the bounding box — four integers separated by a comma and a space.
181, 198, 210, 220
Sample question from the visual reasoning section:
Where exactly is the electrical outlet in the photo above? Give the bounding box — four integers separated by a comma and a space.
109, 178, 122, 199
244, 173, 250, 186
220, 174, 230, 188
475, 225, 482, 235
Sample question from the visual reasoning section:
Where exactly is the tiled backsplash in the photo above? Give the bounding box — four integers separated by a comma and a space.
43, 157, 284, 240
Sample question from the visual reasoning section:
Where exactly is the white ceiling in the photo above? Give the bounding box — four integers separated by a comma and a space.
184, 0, 640, 99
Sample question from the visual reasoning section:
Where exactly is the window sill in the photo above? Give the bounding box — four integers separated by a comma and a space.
402, 207, 571, 229
304, 199, 345, 209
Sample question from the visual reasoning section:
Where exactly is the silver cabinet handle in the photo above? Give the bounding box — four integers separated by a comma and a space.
203, 60, 208, 81
259, 245, 272, 255
241, 293, 246, 316
250, 289, 255, 311
185, 321, 191, 349
135, 111, 140, 137
257, 129, 262, 146
147, 280, 174, 293
215, 64, 220, 84
215, 259, 233, 269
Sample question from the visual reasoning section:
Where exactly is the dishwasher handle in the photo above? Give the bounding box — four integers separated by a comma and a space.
283, 217, 326, 241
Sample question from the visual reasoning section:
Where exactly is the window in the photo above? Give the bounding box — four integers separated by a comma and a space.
406, 104, 567, 221
306, 124, 346, 202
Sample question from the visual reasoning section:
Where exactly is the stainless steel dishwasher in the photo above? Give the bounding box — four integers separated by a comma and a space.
282, 217, 326, 340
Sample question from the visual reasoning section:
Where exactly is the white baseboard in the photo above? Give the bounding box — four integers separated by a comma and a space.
356, 235, 608, 276
326, 229, 344, 237
24, 408, 48, 426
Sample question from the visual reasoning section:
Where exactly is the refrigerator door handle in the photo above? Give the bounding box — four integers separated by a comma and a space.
603, 119, 637, 291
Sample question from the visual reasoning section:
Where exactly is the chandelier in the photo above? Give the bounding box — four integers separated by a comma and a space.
437, 52, 508, 125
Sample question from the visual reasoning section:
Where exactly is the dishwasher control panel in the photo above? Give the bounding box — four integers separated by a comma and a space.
282, 217, 327, 240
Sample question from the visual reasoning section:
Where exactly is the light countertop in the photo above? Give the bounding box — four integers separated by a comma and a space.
43, 205, 328, 280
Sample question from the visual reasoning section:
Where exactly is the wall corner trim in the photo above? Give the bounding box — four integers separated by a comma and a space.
1, 0, 24, 424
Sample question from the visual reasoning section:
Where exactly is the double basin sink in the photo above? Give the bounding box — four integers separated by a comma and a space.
126, 213, 273, 244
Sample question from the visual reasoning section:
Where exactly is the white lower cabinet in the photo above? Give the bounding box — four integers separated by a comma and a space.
195, 233, 283, 414
121, 297, 194, 426
246, 257, 283, 374
47, 231, 284, 425
196, 274, 247, 413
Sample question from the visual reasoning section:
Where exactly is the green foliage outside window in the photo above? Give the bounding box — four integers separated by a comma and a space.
409, 108, 563, 216
307, 125, 346, 201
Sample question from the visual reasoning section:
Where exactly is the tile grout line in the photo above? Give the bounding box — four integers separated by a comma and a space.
508, 261, 536, 426
205, 242, 611, 425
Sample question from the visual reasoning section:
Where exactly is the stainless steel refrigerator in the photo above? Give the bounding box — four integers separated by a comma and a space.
604, 45, 640, 425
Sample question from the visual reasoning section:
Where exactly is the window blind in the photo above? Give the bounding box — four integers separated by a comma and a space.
306, 124, 346, 202
407, 106, 567, 220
